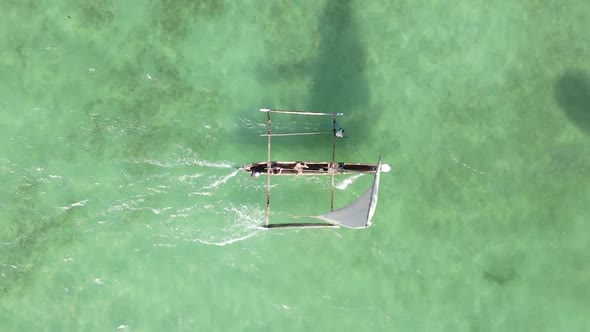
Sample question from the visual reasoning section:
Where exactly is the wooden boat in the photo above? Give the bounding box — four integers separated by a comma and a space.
242, 161, 379, 176
244, 108, 390, 229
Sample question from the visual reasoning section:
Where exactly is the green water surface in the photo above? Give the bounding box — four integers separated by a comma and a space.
1, 0, 589, 331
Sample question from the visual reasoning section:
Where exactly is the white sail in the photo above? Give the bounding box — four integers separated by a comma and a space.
314, 157, 382, 228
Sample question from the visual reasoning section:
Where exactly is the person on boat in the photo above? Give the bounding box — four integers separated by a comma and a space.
294, 162, 309, 175
251, 170, 261, 177
272, 167, 282, 175
335, 128, 345, 138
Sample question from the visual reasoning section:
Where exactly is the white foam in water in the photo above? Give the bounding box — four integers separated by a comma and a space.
448, 149, 486, 175
335, 173, 364, 190
178, 202, 264, 247
195, 231, 259, 247
178, 173, 203, 182
189, 169, 240, 196
149, 207, 172, 215
189, 191, 213, 196
96, 152, 259, 247
58, 199, 89, 211
191, 159, 232, 168
132, 158, 232, 169
203, 169, 239, 190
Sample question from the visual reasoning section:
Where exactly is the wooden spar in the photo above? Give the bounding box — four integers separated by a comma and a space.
330, 115, 336, 211
260, 108, 343, 116
265, 111, 272, 226
260, 132, 332, 137
332, 115, 337, 162
262, 222, 337, 229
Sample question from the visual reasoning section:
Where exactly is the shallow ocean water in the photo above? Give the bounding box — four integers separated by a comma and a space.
1, 0, 589, 331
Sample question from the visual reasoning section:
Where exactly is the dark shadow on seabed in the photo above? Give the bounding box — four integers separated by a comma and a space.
305, 0, 373, 162
554, 70, 590, 134
248, 0, 372, 159
307, 0, 370, 132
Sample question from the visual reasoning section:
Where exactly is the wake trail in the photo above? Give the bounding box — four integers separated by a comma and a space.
194, 231, 259, 247
178, 202, 265, 247
448, 149, 487, 175
190, 169, 240, 196
130, 158, 232, 169
203, 169, 239, 190
98, 150, 263, 247
335, 173, 364, 190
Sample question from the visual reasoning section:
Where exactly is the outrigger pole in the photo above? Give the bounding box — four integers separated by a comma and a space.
260, 108, 343, 116
331, 114, 336, 211
265, 111, 271, 226
260, 132, 332, 137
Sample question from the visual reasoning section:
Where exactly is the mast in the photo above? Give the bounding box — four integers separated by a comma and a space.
265, 111, 272, 226
330, 114, 336, 211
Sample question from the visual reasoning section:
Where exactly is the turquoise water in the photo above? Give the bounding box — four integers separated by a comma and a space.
1, 0, 590, 331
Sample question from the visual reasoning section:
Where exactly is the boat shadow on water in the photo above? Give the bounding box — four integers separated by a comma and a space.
307, 0, 371, 140
253, 0, 374, 151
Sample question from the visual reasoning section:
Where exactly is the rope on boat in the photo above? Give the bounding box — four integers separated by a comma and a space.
348, 138, 368, 163
325, 119, 368, 164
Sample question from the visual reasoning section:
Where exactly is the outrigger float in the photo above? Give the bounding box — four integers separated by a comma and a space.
242, 108, 390, 229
